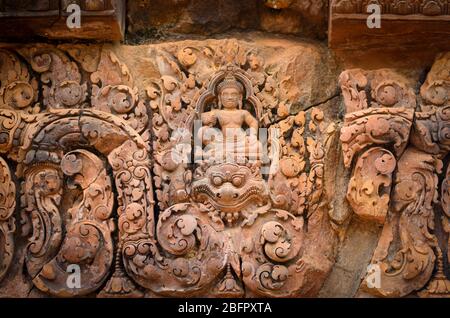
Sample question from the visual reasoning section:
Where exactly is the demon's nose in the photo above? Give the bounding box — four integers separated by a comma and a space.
216, 185, 239, 201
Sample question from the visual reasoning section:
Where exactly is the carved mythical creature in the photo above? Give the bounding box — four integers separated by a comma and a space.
192, 163, 269, 225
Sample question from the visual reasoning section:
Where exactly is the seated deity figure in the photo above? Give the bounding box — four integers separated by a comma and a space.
197, 73, 262, 164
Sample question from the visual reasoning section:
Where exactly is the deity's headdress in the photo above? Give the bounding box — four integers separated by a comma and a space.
217, 72, 244, 95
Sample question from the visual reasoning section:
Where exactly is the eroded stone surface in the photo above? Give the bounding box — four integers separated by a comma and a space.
126, 0, 328, 42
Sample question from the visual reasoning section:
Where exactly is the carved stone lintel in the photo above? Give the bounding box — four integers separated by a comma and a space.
0, 1, 125, 41
329, 0, 450, 50
0, 41, 449, 298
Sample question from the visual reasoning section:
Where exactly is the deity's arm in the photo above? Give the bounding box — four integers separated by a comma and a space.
201, 110, 217, 125
198, 110, 219, 145
244, 110, 258, 134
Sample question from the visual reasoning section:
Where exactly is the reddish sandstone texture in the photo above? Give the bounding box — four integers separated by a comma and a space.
0, 0, 449, 299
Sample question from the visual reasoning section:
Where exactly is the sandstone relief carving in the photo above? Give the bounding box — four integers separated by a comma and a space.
143, 40, 338, 297
341, 53, 450, 298
340, 68, 415, 224
0, 41, 448, 298
0, 156, 15, 283
0, 40, 340, 298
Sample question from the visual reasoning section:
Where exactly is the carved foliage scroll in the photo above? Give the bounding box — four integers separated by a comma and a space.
346, 147, 395, 223
367, 148, 439, 297
414, 52, 450, 297
0, 156, 15, 282
30, 150, 114, 296
0, 50, 39, 114
14, 44, 149, 136
341, 53, 450, 297
0, 40, 153, 296
22, 164, 64, 279
0, 43, 153, 296
19, 46, 87, 109
2, 107, 151, 296
340, 69, 414, 224
442, 165, 450, 262
91, 50, 148, 134
18, 149, 115, 296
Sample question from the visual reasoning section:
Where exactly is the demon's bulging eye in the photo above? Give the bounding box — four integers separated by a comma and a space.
212, 176, 223, 186
231, 175, 243, 187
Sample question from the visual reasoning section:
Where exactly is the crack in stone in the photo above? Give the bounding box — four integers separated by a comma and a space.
268, 89, 341, 127
301, 89, 341, 112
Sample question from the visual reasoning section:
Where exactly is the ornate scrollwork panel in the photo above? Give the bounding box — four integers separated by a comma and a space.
0, 156, 16, 282
0, 41, 448, 298
341, 53, 450, 298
